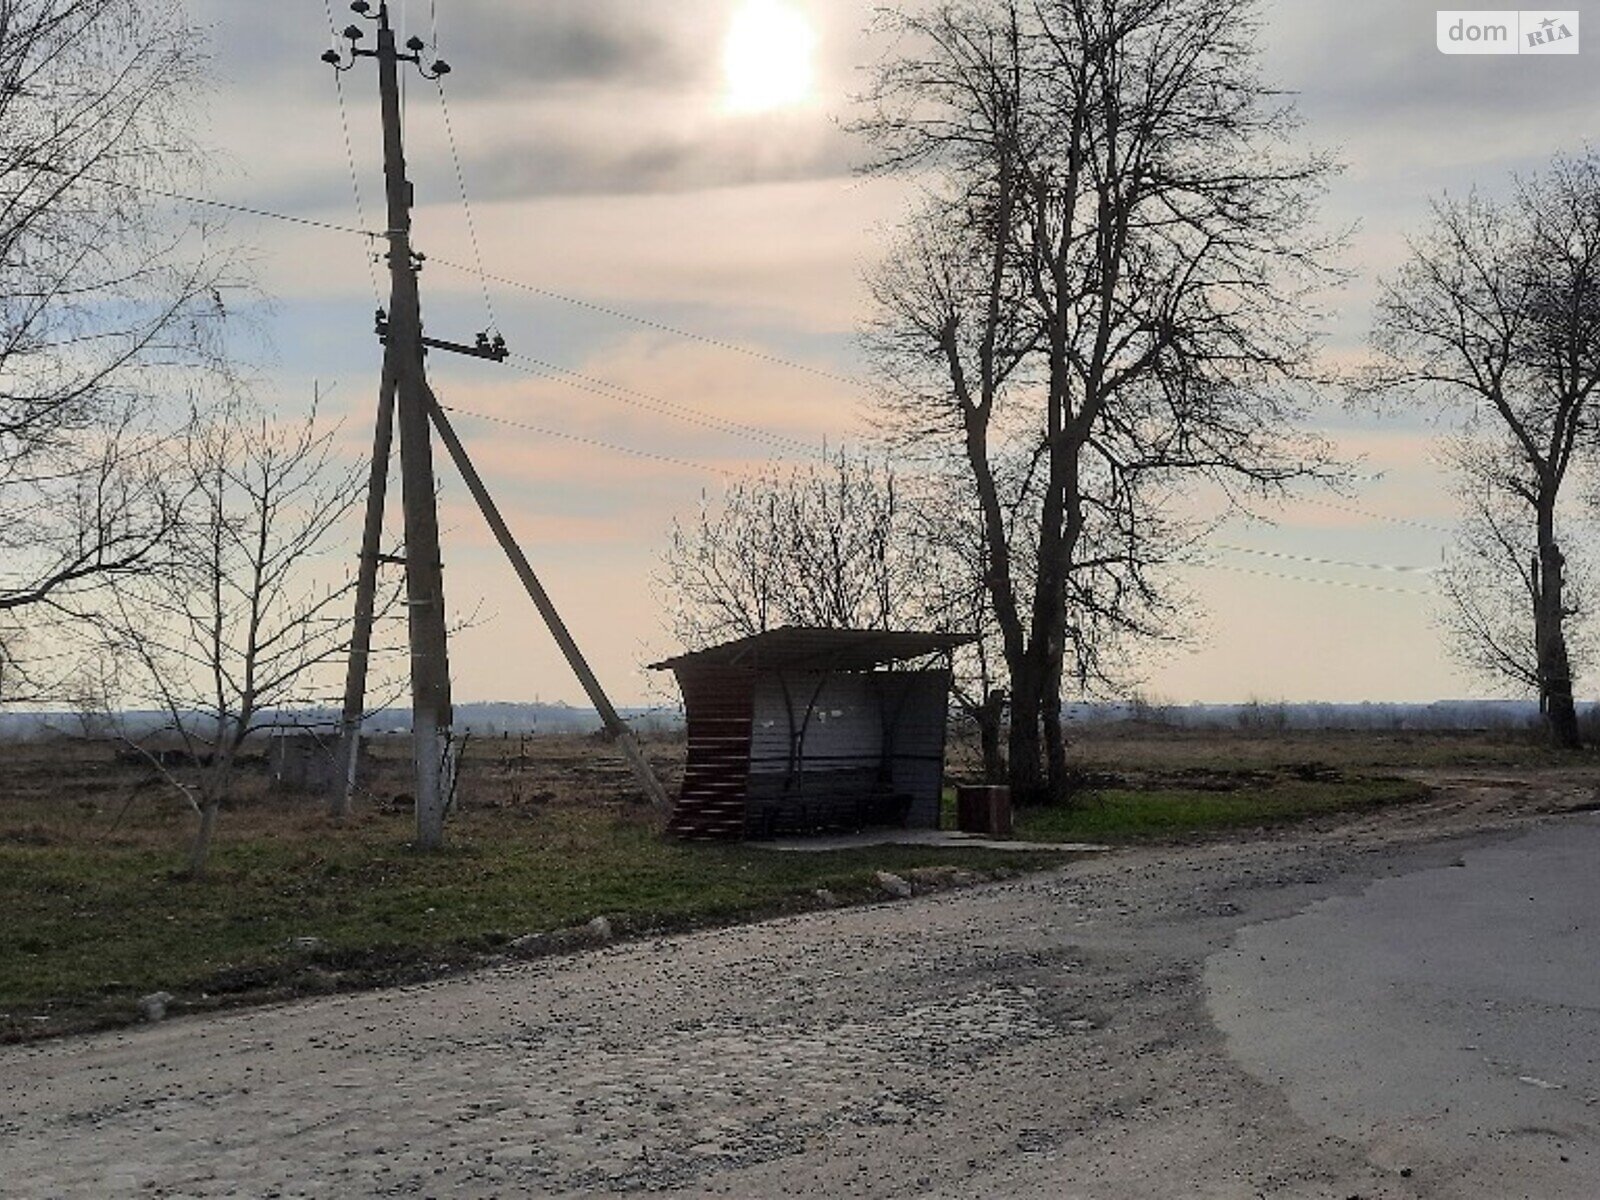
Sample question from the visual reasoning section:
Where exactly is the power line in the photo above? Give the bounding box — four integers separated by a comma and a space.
1194, 561, 1433, 597
504, 353, 828, 459
31, 152, 1476, 557
424, 253, 869, 389
69, 156, 847, 420
127, 184, 374, 237
1292, 495, 1458, 536
25, 161, 379, 238
436, 401, 741, 476
405, 1, 828, 453
324, 0, 382, 305
34, 106, 848, 431
435, 80, 497, 331
427, 0, 497, 335
1215, 543, 1437, 575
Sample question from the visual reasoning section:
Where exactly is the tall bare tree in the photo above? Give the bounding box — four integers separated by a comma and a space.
902, 463, 1013, 780
859, 0, 1339, 802
0, 0, 231, 692
1435, 444, 1594, 711
99, 400, 375, 875
1372, 152, 1600, 748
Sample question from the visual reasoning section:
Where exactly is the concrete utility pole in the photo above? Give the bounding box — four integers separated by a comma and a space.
324, 2, 484, 847
331, 369, 395, 820
322, 2, 671, 834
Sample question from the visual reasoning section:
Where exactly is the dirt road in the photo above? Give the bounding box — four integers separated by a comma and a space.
2, 772, 1595, 1198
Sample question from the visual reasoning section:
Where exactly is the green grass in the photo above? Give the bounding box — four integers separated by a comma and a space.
1014, 777, 1429, 842
1, 724, 1538, 1042
0, 797, 1066, 1041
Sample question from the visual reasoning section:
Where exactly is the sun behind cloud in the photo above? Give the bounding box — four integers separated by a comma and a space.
722, 0, 817, 114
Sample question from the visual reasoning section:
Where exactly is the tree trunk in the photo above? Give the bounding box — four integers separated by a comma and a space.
1007, 657, 1048, 804
1020, 506, 1068, 806
185, 736, 241, 877
1042, 674, 1069, 805
186, 799, 221, 877
980, 688, 1006, 783
1535, 527, 1581, 749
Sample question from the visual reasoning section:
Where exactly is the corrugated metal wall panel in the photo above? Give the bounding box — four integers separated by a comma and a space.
748, 673, 885, 772
738, 670, 951, 836
883, 672, 952, 829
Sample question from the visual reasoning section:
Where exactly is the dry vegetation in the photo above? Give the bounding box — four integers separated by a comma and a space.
1, 723, 1581, 1043
0, 733, 1062, 1042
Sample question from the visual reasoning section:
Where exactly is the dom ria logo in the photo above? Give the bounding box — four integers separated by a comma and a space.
1437, 10, 1579, 53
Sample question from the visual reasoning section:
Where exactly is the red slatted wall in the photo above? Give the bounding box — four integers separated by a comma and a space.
668, 666, 756, 840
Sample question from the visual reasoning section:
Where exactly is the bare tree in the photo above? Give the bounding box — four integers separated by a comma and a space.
659, 452, 914, 645
657, 451, 1015, 779
97, 399, 376, 875
858, 0, 1339, 802
1435, 445, 1593, 705
0, 0, 232, 690
1371, 151, 1600, 748
900, 462, 1016, 781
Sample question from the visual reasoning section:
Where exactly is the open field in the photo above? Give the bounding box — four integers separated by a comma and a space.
1043, 721, 1600, 774
5, 761, 1600, 1198
996, 726, 1470, 842
0, 725, 1588, 1042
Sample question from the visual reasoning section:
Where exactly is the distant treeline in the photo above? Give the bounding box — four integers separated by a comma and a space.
1074, 699, 1566, 732
0, 698, 1578, 741
0, 702, 683, 741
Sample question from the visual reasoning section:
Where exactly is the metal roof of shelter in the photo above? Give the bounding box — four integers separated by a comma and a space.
649, 626, 976, 674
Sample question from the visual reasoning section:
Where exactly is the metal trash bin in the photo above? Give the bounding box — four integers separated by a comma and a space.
956, 785, 1012, 836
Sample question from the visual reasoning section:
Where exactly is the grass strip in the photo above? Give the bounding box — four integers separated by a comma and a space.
0, 804, 1066, 1042
1015, 777, 1428, 842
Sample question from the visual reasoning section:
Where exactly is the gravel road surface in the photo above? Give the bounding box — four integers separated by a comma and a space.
2, 773, 1596, 1198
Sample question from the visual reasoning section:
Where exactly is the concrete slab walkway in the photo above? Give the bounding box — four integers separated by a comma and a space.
748, 827, 1110, 853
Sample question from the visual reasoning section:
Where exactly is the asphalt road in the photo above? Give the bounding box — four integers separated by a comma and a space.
1, 774, 1596, 1198
1207, 813, 1600, 1199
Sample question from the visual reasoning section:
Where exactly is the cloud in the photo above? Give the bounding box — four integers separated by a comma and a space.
1263, 0, 1600, 175
448, 107, 861, 201
212, 1, 705, 95
416, 339, 862, 495
186, 0, 1600, 705
405, 175, 911, 336
209, 1, 874, 211
423, 1, 716, 98
1158, 563, 1452, 702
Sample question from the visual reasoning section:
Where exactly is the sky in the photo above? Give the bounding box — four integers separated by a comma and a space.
185, 0, 1600, 707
